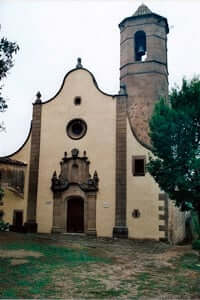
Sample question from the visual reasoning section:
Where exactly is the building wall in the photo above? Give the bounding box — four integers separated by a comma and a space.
10, 136, 31, 224
126, 118, 165, 240
0, 188, 25, 225
0, 148, 30, 224
0, 72, 186, 242
36, 69, 116, 235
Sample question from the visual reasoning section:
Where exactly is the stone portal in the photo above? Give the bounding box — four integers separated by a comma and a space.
51, 149, 98, 235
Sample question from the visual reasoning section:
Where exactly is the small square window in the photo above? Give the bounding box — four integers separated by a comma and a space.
74, 97, 81, 105
132, 156, 145, 176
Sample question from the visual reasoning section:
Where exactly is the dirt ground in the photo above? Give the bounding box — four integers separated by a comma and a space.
0, 232, 199, 299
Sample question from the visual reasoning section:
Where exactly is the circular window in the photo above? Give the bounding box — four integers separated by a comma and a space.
66, 119, 87, 140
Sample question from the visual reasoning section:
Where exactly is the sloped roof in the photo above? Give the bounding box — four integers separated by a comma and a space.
0, 157, 26, 166
119, 4, 169, 34
133, 4, 152, 16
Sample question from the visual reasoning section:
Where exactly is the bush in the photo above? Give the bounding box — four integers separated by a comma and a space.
190, 211, 200, 240
0, 220, 9, 231
192, 239, 200, 251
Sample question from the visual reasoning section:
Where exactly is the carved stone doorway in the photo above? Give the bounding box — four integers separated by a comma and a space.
51, 149, 99, 235
67, 197, 84, 233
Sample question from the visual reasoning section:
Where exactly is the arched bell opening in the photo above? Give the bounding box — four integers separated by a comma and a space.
67, 196, 84, 233
134, 31, 147, 62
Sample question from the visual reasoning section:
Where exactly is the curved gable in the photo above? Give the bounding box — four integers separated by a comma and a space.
2, 67, 116, 159
42, 67, 116, 105
0, 124, 32, 160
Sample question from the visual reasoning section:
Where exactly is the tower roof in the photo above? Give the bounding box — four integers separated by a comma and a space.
133, 4, 152, 16
119, 4, 169, 34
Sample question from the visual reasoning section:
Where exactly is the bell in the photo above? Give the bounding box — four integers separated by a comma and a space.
137, 45, 145, 56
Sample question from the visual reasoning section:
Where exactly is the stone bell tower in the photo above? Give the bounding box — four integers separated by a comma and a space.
119, 4, 169, 146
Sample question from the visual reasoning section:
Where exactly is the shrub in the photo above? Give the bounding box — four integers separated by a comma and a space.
190, 211, 200, 240
0, 220, 9, 231
192, 239, 200, 251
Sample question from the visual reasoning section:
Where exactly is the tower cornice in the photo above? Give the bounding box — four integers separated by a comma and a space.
119, 13, 169, 34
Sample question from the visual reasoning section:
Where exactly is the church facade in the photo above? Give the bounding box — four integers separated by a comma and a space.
0, 5, 186, 243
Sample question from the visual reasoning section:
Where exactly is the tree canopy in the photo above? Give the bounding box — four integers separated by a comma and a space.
0, 34, 19, 130
147, 78, 200, 217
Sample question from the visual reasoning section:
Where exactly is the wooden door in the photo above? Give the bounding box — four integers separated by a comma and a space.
67, 198, 84, 233
13, 210, 23, 232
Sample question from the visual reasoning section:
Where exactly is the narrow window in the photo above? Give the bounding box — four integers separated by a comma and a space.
132, 156, 146, 176
74, 97, 81, 105
134, 31, 147, 62
132, 209, 141, 218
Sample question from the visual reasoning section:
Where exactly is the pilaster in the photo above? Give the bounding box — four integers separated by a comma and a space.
24, 92, 42, 233
113, 85, 128, 238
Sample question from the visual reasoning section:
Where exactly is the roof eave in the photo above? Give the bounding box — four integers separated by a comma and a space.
119, 13, 169, 34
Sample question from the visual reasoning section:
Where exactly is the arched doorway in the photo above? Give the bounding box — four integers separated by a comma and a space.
67, 197, 84, 233
51, 149, 98, 234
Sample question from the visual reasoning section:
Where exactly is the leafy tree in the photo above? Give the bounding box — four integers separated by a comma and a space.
0, 34, 19, 130
0, 31, 19, 209
147, 77, 200, 222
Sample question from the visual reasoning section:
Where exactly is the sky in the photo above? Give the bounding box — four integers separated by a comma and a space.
0, 0, 200, 156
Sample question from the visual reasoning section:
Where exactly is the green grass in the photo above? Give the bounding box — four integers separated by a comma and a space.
132, 253, 200, 298
71, 276, 129, 298
178, 252, 200, 271
1, 239, 200, 299
0, 241, 108, 299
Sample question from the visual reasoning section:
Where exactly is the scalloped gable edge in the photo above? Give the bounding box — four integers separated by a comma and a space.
38, 67, 118, 105
1, 99, 152, 162
0, 122, 32, 160
1, 67, 117, 159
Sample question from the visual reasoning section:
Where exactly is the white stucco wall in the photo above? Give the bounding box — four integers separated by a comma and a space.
126, 119, 165, 240
37, 69, 116, 235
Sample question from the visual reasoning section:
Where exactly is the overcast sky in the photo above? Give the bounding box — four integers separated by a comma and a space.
0, 0, 200, 156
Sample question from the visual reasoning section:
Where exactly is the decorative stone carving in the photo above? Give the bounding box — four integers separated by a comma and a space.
35, 91, 42, 104
51, 149, 99, 195
51, 149, 98, 235
76, 57, 83, 68
71, 148, 79, 158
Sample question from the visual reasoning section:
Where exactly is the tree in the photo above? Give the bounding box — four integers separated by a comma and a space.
147, 77, 200, 222
0, 31, 19, 211
0, 33, 19, 130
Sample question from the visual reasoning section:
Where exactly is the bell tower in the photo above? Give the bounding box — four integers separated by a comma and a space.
119, 4, 169, 146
